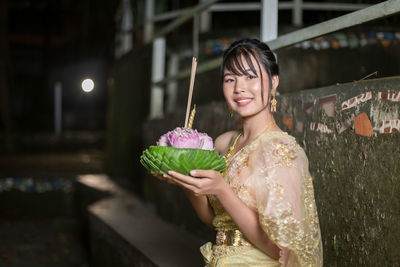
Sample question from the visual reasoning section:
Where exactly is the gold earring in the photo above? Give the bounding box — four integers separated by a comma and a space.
270, 91, 277, 113
228, 106, 234, 117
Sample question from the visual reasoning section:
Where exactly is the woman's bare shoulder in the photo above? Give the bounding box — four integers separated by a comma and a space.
215, 130, 239, 154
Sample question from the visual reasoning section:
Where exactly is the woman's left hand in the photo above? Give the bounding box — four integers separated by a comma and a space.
166, 170, 227, 197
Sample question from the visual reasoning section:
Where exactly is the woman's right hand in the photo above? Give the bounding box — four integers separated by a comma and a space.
152, 173, 178, 185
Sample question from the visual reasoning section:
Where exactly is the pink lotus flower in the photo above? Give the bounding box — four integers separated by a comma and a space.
198, 132, 214, 150
157, 127, 214, 150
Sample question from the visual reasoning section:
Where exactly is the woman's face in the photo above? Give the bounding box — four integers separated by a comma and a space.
222, 55, 278, 119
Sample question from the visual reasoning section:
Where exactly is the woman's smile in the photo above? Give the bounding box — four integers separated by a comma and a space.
234, 97, 253, 106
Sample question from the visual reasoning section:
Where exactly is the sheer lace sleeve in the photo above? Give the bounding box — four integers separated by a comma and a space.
248, 135, 323, 267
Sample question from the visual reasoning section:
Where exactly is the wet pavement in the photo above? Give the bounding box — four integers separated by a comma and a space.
0, 139, 106, 267
0, 216, 89, 267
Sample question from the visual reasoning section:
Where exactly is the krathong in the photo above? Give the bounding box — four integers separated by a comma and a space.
140, 57, 226, 176
140, 109, 226, 176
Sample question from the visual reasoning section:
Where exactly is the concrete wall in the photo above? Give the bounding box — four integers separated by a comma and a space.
278, 42, 400, 94
168, 32, 400, 110
275, 76, 400, 266
141, 76, 400, 266
106, 44, 152, 193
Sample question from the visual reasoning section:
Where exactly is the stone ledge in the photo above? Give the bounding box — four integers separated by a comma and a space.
78, 174, 205, 267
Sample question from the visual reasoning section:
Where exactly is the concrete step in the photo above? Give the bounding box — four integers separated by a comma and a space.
78, 175, 205, 267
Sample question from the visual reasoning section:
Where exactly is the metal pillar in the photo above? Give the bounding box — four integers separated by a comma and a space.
200, 0, 212, 33
144, 0, 154, 43
120, 0, 133, 56
150, 37, 166, 118
166, 53, 179, 113
261, 0, 278, 42
293, 0, 303, 26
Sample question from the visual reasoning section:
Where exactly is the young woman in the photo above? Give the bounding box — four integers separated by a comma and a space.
164, 38, 323, 266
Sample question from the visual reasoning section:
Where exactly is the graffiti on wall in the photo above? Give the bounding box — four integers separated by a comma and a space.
377, 92, 400, 102
342, 92, 372, 110
379, 119, 400, 133
298, 89, 400, 136
310, 122, 333, 134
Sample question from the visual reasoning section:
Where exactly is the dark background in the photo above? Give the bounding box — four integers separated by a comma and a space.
1, 0, 392, 140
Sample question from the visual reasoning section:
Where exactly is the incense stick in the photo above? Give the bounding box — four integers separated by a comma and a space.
184, 57, 197, 128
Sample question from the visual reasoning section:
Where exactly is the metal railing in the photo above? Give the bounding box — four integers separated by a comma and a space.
145, 0, 400, 118
144, 1, 372, 38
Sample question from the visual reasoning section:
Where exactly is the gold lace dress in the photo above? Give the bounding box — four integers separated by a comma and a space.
200, 131, 323, 267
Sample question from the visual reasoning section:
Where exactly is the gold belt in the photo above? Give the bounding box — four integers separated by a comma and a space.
215, 229, 251, 246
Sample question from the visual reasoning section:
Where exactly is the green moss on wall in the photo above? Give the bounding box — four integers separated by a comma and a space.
276, 76, 400, 266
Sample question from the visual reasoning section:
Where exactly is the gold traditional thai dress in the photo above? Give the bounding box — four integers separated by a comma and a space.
200, 131, 323, 266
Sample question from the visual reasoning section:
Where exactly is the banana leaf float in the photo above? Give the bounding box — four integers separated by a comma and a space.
140, 145, 226, 176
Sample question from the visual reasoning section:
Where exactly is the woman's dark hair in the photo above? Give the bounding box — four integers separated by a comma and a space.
221, 38, 279, 101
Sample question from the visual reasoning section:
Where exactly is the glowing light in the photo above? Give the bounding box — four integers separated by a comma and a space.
81, 79, 95, 93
